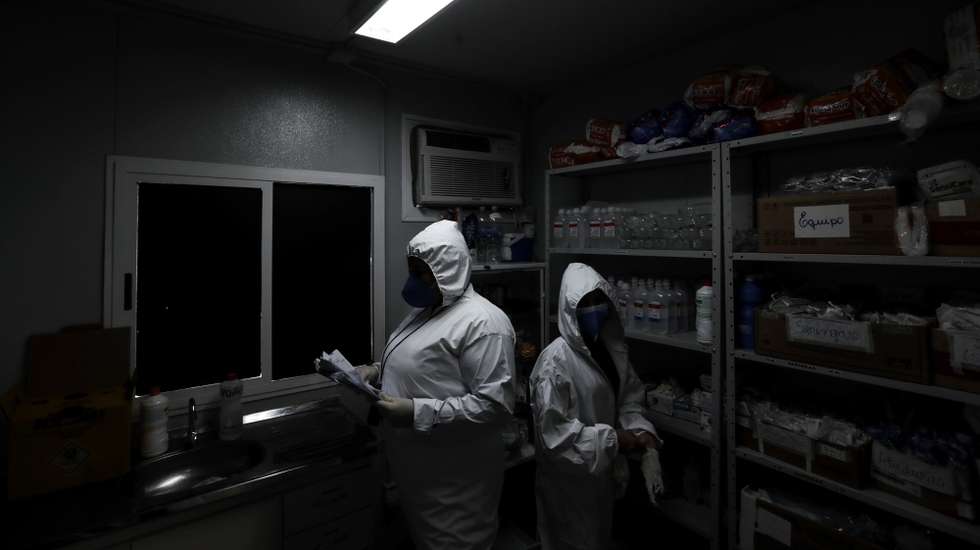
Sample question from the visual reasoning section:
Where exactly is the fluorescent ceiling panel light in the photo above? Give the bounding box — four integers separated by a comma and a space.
355, 0, 456, 44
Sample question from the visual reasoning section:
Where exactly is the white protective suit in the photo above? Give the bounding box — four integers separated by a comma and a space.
380, 220, 517, 550
531, 263, 657, 550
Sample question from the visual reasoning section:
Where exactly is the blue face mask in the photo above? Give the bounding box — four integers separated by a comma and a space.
402, 274, 440, 308
577, 303, 609, 342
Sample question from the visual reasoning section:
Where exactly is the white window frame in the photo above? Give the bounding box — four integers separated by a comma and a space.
104, 156, 385, 411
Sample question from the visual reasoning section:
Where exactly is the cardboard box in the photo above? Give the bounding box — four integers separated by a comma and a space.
812, 440, 871, 489
2, 387, 132, 499
645, 387, 674, 416
758, 421, 814, 471
927, 198, 980, 257
871, 441, 973, 501
27, 327, 131, 399
932, 328, 980, 393
757, 189, 900, 255
755, 311, 931, 383
753, 499, 888, 550
873, 471, 976, 522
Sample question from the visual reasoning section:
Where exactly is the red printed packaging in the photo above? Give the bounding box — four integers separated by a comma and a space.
685, 71, 732, 110
584, 119, 625, 147
755, 95, 806, 134
730, 67, 775, 108
806, 90, 860, 127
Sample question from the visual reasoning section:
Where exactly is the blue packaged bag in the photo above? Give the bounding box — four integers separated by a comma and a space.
711, 112, 758, 143
660, 101, 696, 138
627, 109, 663, 144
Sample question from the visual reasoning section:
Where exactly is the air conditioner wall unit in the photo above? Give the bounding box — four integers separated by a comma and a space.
413, 127, 522, 207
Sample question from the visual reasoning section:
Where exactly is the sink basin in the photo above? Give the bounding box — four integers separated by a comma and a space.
133, 439, 266, 506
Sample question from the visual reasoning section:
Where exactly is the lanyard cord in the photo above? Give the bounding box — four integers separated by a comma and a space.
379, 307, 437, 382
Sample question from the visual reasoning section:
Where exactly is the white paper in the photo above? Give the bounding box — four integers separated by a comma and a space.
816, 443, 850, 462
939, 199, 968, 217
755, 508, 792, 547
793, 203, 851, 238
952, 332, 980, 373
786, 316, 873, 353
872, 442, 958, 497
314, 350, 380, 400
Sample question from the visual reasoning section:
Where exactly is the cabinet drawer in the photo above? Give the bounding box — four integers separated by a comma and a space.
284, 507, 374, 550
283, 468, 378, 535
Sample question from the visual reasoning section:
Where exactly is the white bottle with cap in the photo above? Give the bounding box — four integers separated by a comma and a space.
696, 281, 714, 345
141, 387, 169, 458
219, 372, 244, 441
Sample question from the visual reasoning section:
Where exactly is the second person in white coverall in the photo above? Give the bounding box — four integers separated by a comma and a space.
359, 220, 517, 550
531, 262, 659, 550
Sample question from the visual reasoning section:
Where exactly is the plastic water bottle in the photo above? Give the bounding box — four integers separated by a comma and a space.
632, 281, 648, 332
674, 281, 690, 333
618, 281, 632, 327
663, 280, 677, 334
553, 209, 566, 249
141, 387, 169, 458
566, 208, 581, 250
646, 281, 666, 335
603, 208, 618, 249
487, 207, 503, 263
696, 282, 714, 345
589, 208, 604, 248
738, 276, 764, 351
219, 372, 244, 441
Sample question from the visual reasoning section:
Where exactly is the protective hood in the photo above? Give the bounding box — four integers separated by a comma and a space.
407, 220, 472, 304
557, 263, 617, 353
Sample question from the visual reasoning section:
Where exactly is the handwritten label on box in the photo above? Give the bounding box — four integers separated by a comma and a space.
939, 199, 968, 218
872, 442, 959, 497
786, 316, 874, 353
951, 332, 980, 373
793, 203, 851, 238
816, 443, 850, 462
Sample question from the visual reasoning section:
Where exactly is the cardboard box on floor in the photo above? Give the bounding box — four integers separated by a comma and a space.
757, 188, 900, 255
2, 326, 133, 499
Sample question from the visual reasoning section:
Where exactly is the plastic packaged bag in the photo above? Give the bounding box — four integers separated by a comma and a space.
585, 119, 625, 147
549, 141, 616, 169
627, 109, 663, 145
685, 70, 732, 110
783, 167, 899, 194
944, 3, 980, 101
755, 94, 806, 135
937, 303, 980, 331
641, 448, 664, 505
688, 108, 733, 143
900, 82, 945, 141
660, 101, 697, 138
729, 66, 774, 108
647, 136, 692, 152
712, 112, 758, 142
895, 205, 930, 256
806, 90, 860, 127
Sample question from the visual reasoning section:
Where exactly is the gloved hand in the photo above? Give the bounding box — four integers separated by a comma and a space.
616, 429, 640, 452
641, 447, 664, 505
376, 393, 414, 428
637, 431, 664, 450
356, 363, 380, 386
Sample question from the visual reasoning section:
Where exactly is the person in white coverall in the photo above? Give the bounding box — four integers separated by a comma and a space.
531, 263, 660, 550
357, 220, 516, 550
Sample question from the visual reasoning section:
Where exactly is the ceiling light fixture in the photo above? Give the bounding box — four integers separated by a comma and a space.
354, 0, 456, 44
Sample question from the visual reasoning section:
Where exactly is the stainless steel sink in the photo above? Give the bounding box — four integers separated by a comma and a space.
133, 439, 266, 506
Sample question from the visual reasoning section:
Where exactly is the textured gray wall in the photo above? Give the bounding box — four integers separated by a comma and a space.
526, 0, 969, 260
0, 3, 525, 393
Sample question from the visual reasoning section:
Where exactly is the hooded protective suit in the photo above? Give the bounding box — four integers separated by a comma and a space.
531, 263, 657, 550
380, 220, 516, 550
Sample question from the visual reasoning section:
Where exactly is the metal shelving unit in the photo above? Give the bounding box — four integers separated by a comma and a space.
737, 448, 980, 546
736, 350, 980, 406
646, 410, 711, 446
545, 143, 724, 549
472, 262, 548, 272
549, 248, 712, 259
723, 110, 980, 548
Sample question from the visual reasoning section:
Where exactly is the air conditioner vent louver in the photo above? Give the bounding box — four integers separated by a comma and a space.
428, 157, 514, 199
414, 126, 521, 206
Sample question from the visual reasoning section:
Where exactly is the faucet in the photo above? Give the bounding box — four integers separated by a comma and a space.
186, 398, 198, 448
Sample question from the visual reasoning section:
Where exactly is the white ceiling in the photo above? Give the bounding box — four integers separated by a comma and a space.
145, 0, 805, 93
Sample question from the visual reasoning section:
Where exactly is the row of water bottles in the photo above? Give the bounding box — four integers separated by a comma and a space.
552, 204, 712, 251
606, 275, 714, 344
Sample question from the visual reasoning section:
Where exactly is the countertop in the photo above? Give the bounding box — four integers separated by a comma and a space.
5, 398, 379, 550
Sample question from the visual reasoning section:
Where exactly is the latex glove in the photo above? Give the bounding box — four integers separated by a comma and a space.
616, 429, 640, 452
637, 431, 664, 450
356, 363, 380, 386
641, 447, 664, 505
376, 393, 414, 428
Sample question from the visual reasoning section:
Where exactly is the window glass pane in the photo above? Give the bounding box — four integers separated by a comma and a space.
273, 184, 372, 379
136, 183, 262, 393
